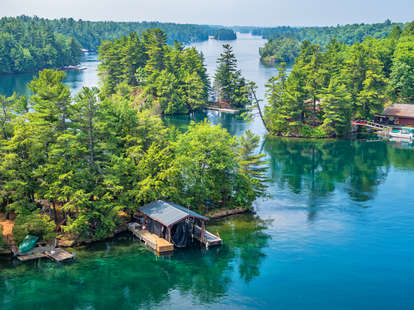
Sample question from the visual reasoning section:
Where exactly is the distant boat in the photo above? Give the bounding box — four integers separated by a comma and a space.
388, 127, 414, 141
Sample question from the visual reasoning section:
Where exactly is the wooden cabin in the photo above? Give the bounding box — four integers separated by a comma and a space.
375, 104, 414, 127
129, 200, 222, 253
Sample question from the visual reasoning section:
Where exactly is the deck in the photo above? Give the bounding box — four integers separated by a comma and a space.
128, 223, 174, 253
194, 225, 222, 248
17, 246, 73, 262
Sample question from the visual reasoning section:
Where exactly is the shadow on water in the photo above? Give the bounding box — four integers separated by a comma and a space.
0, 214, 270, 310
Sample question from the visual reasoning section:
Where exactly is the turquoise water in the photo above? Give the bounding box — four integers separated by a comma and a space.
1, 34, 414, 309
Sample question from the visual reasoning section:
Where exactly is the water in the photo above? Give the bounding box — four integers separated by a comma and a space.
1, 33, 414, 309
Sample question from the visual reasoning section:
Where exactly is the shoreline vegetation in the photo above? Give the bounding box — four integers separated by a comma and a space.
260, 22, 414, 138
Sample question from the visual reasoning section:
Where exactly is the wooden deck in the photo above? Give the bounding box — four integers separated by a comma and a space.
16, 246, 73, 262
128, 223, 174, 253
45, 248, 74, 262
194, 225, 222, 248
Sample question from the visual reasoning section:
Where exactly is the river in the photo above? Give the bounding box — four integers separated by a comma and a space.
1, 33, 414, 310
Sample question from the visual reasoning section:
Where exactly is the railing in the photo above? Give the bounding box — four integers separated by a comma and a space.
352, 120, 390, 130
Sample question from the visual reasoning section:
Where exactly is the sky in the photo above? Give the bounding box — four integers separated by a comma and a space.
1, 0, 413, 27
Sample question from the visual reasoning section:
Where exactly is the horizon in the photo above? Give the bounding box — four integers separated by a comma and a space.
0, 14, 408, 29
1, 0, 413, 27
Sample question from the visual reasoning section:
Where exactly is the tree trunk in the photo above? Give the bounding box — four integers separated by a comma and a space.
250, 85, 270, 133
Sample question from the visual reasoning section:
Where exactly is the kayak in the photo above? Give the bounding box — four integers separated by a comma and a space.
18, 235, 38, 253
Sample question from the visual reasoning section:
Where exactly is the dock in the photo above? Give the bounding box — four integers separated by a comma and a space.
16, 246, 73, 262
45, 248, 74, 262
194, 225, 222, 248
128, 223, 174, 253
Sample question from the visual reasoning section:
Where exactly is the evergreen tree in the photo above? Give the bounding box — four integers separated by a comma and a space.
213, 44, 251, 108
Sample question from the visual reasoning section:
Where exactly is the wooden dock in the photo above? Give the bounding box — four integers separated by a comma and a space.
194, 225, 222, 248
16, 246, 73, 262
45, 248, 74, 262
128, 223, 174, 253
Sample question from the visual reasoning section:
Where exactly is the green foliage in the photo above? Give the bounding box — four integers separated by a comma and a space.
0, 17, 81, 74
171, 120, 238, 211
259, 37, 300, 64
264, 29, 414, 138
170, 121, 268, 212
255, 20, 402, 47
213, 29, 237, 40
390, 36, 414, 103
213, 44, 252, 109
99, 30, 209, 114
257, 21, 409, 67
12, 213, 56, 245
237, 130, 269, 198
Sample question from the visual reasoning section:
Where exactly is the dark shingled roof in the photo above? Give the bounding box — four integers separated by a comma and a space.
383, 104, 414, 118
140, 200, 208, 227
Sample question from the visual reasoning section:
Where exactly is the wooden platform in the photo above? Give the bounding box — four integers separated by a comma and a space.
128, 223, 174, 253
194, 226, 222, 248
45, 248, 74, 262
16, 246, 73, 262
17, 246, 48, 261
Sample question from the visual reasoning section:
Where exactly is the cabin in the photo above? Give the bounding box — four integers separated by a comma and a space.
375, 104, 414, 127
129, 200, 222, 254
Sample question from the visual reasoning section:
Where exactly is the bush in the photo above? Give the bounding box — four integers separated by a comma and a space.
312, 125, 328, 138
12, 214, 56, 245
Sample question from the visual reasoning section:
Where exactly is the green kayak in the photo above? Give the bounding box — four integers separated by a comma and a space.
18, 235, 38, 253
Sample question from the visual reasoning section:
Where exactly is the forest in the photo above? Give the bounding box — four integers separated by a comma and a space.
0, 17, 82, 74
257, 20, 403, 65
0, 67, 268, 245
263, 23, 414, 137
0, 16, 224, 74
98, 31, 251, 113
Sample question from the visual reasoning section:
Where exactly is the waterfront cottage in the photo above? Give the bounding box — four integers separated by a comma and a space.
129, 200, 222, 253
375, 104, 414, 127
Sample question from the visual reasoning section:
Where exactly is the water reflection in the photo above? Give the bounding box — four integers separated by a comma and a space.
263, 137, 414, 205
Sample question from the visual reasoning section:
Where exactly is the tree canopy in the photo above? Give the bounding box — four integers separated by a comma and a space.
263, 27, 414, 138
98, 30, 210, 114
0, 69, 268, 243
213, 44, 252, 109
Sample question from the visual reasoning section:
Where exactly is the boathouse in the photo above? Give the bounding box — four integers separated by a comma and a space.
129, 200, 222, 253
375, 104, 414, 127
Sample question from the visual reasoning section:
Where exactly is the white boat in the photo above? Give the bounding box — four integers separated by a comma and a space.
389, 127, 414, 141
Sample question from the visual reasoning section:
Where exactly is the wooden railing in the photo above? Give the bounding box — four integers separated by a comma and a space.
352, 120, 390, 131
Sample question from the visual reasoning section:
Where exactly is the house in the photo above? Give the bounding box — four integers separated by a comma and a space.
375, 104, 414, 127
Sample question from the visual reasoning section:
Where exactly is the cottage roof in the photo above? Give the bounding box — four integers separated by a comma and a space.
140, 200, 208, 227
382, 104, 414, 118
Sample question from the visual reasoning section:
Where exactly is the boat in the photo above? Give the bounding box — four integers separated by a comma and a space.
18, 235, 38, 253
388, 127, 414, 141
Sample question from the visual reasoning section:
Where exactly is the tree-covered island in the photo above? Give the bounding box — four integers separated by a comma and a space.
0, 30, 268, 246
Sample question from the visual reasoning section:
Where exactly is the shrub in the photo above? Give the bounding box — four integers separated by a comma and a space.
12, 214, 56, 245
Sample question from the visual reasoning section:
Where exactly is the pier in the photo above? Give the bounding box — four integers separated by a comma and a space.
129, 223, 174, 254
16, 245, 74, 262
